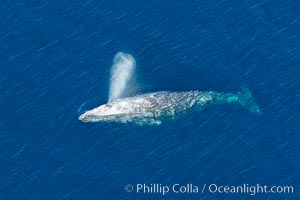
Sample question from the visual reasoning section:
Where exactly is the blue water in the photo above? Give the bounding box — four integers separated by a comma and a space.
1, 0, 299, 199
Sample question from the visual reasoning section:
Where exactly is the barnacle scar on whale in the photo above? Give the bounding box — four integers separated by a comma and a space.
78, 52, 261, 125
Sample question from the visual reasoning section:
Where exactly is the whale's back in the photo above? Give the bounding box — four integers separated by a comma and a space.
83, 91, 205, 123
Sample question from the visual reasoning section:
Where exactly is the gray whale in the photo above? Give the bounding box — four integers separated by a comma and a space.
79, 87, 261, 125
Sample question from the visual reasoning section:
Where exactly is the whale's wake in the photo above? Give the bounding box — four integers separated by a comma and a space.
108, 52, 136, 102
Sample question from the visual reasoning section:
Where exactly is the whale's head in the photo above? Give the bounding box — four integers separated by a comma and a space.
78, 101, 135, 123
78, 110, 102, 122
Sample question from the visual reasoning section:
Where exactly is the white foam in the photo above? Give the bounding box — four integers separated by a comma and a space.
108, 52, 136, 102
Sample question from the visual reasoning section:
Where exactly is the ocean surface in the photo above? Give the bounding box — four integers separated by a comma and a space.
1, 0, 299, 199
